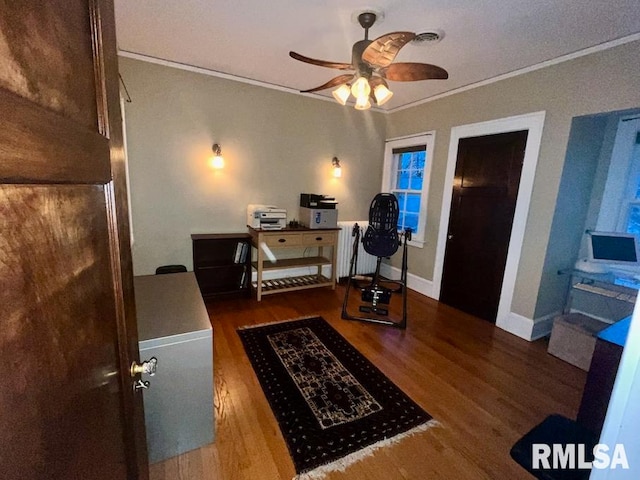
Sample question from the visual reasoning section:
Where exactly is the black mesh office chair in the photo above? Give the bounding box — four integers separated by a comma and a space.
341, 193, 411, 329
155, 264, 187, 275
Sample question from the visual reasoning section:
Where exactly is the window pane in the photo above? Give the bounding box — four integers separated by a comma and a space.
412, 151, 425, 171
397, 212, 405, 230
394, 192, 406, 211
406, 194, 421, 212
410, 172, 423, 190
626, 204, 640, 234
404, 213, 419, 233
399, 153, 411, 169
396, 170, 410, 189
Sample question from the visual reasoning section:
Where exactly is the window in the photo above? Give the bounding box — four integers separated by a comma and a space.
597, 116, 640, 234
620, 136, 640, 234
382, 133, 434, 247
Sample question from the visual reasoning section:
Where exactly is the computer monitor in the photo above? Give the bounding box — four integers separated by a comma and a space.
587, 231, 640, 268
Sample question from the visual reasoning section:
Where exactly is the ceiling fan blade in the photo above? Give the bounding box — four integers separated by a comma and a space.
300, 74, 354, 93
362, 32, 416, 68
380, 62, 449, 81
289, 51, 353, 70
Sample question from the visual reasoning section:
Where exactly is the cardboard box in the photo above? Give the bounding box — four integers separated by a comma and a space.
548, 313, 609, 370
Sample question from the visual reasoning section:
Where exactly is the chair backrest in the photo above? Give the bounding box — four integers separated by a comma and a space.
155, 264, 187, 275
362, 193, 400, 258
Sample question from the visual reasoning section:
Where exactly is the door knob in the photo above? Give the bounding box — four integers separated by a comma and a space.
130, 357, 158, 377
448, 234, 454, 240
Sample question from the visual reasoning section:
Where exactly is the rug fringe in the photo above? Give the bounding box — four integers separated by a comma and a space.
237, 315, 321, 330
292, 419, 440, 480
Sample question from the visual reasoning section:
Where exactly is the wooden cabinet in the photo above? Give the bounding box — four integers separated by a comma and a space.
248, 227, 338, 301
191, 233, 252, 299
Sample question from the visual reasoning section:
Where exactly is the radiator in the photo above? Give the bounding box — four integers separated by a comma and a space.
337, 221, 378, 278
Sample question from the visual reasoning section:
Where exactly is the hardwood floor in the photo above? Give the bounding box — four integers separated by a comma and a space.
149, 286, 587, 480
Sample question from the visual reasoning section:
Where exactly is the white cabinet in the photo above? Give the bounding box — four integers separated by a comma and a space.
134, 272, 214, 464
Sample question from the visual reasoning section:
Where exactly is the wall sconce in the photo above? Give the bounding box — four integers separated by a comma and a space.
332, 157, 342, 178
210, 143, 224, 169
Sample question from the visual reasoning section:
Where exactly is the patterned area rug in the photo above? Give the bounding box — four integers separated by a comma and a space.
238, 316, 435, 479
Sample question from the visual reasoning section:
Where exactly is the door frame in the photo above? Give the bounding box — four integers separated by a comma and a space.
433, 111, 546, 336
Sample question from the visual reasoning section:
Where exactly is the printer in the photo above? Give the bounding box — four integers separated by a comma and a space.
299, 193, 338, 229
247, 205, 287, 230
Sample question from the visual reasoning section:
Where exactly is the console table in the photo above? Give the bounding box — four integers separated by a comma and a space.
248, 226, 338, 301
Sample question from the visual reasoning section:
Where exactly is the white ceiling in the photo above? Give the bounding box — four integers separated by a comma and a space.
114, 0, 640, 112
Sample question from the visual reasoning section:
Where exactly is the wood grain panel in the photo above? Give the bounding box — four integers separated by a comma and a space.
149, 287, 587, 480
0, 0, 98, 128
0, 184, 127, 480
0, 88, 111, 184
1, 0, 147, 477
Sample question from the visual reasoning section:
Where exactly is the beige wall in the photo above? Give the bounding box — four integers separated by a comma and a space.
120, 40, 640, 322
119, 57, 386, 275
386, 40, 640, 320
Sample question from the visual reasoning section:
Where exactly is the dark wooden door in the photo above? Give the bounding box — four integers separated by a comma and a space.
0, 1, 148, 479
440, 130, 528, 322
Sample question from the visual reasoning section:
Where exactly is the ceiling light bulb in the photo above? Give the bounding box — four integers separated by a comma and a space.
354, 96, 371, 110
332, 84, 351, 105
350, 77, 371, 99
374, 84, 393, 106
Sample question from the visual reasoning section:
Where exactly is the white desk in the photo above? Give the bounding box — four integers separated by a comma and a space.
134, 272, 214, 464
560, 269, 638, 322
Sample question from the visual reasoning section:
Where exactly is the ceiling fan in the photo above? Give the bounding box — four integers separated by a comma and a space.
289, 11, 448, 110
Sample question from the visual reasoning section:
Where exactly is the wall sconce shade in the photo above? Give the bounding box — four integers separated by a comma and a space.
210, 143, 224, 169
332, 157, 342, 178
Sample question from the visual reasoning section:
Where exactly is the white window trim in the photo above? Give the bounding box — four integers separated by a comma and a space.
382, 132, 435, 248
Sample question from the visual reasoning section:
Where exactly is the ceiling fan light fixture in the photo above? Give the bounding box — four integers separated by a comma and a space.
354, 96, 371, 110
373, 84, 393, 105
332, 84, 351, 105
350, 76, 371, 99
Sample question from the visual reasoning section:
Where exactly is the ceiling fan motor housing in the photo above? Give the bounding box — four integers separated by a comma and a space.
352, 39, 374, 77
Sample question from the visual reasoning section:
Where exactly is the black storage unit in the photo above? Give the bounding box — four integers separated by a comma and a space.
191, 233, 252, 299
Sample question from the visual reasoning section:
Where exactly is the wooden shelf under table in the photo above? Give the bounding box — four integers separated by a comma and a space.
251, 256, 331, 271
252, 274, 333, 295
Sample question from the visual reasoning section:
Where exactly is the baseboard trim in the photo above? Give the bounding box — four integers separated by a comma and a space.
531, 312, 559, 340
496, 312, 535, 340
496, 311, 561, 341
380, 264, 436, 299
